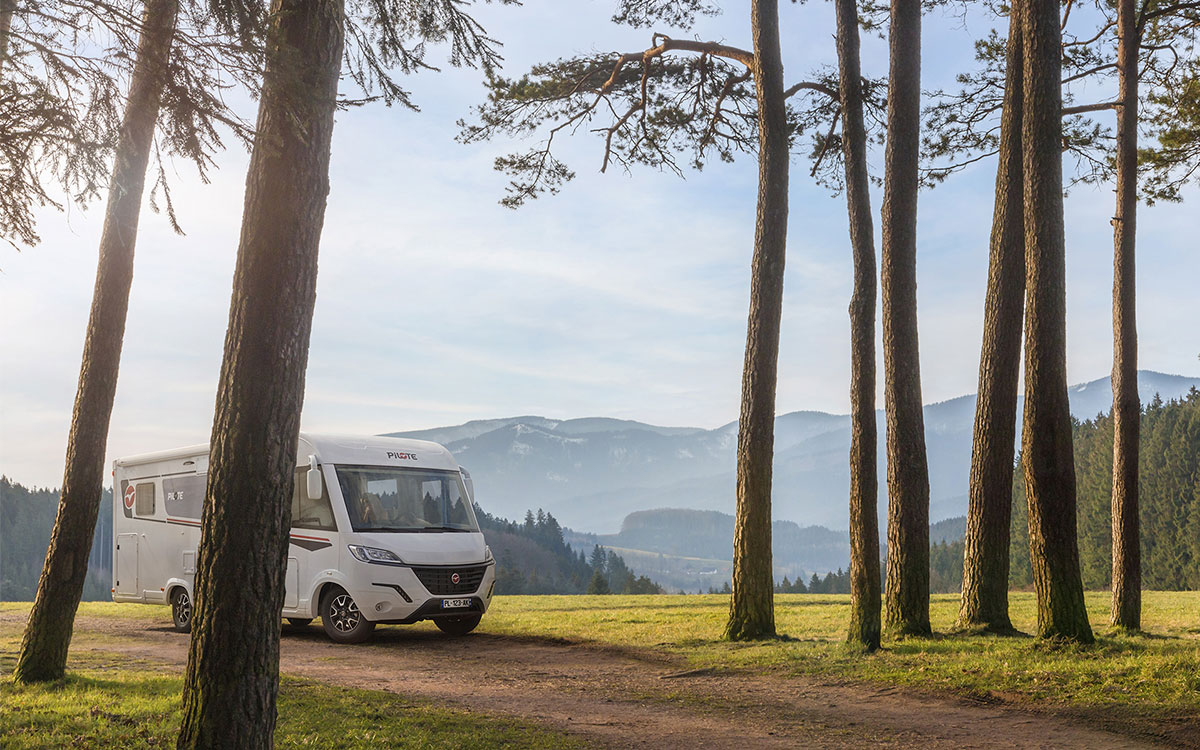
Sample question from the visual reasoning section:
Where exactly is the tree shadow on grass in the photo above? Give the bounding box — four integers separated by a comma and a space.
1, 670, 180, 747
949, 624, 1032, 638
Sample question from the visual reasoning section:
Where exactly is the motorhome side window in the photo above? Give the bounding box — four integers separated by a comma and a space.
291, 469, 337, 531
135, 482, 155, 516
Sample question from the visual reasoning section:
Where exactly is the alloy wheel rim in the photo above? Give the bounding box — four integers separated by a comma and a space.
331, 593, 360, 632
176, 592, 192, 625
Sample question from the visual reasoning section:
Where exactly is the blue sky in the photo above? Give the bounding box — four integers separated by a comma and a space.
2, 0, 1197, 488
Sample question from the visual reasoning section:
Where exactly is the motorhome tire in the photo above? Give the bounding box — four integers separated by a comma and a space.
170, 589, 192, 633
320, 587, 375, 643
435, 614, 481, 637
287, 618, 313, 627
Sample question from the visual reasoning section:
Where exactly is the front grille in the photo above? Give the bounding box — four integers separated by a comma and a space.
412, 564, 487, 595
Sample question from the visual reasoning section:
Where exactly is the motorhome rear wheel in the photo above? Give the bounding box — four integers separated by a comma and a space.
170, 589, 192, 633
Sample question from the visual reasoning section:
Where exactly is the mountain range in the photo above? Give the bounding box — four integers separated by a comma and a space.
388, 370, 1200, 535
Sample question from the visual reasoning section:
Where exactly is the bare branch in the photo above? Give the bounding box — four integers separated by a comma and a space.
809, 108, 843, 177
701, 68, 751, 150
649, 34, 755, 67
1063, 100, 1121, 114
784, 80, 840, 100
1063, 61, 1117, 84
1062, 20, 1115, 48
1061, 0, 1076, 31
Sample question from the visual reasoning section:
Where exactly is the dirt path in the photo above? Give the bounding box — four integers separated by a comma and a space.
6, 610, 1190, 749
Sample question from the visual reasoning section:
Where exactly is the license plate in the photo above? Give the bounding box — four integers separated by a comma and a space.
441, 598, 471, 609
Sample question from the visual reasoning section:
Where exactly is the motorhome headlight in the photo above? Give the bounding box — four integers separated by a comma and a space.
484, 545, 494, 562
347, 544, 404, 565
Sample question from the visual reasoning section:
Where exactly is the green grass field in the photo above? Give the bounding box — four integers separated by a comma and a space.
3, 591, 1198, 746
478, 591, 1200, 718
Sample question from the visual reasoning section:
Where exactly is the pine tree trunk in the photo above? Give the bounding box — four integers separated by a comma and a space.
836, 0, 881, 651
1019, 0, 1094, 644
881, 0, 931, 637
12, 0, 178, 684
1110, 0, 1140, 632
176, 0, 344, 745
0, 0, 15, 73
725, 0, 788, 642
958, 7, 1024, 634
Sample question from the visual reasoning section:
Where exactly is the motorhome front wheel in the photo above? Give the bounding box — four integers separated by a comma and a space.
171, 589, 192, 633
321, 587, 376, 643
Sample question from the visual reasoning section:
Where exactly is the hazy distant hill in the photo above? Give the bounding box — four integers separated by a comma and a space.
563, 508, 850, 592
388, 371, 1200, 534
562, 508, 972, 592
605, 508, 847, 570
930, 516, 968, 544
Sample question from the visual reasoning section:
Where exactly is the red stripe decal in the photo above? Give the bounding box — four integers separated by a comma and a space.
167, 518, 327, 543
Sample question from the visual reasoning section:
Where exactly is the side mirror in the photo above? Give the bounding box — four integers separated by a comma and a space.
306, 455, 323, 500
459, 466, 474, 503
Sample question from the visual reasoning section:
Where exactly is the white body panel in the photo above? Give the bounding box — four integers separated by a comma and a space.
111, 433, 495, 627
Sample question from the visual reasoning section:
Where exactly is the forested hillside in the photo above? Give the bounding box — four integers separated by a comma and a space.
473, 506, 661, 594
929, 516, 967, 543
923, 392, 1200, 594
1011, 390, 1200, 589
0, 478, 112, 601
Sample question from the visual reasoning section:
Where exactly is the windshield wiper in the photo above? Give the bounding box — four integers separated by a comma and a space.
358, 525, 475, 533
360, 526, 423, 533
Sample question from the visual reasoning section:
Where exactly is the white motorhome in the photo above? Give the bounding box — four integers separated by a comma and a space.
112, 433, 495, 643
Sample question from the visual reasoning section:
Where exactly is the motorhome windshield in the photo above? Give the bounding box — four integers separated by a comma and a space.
335, 465, 480, 533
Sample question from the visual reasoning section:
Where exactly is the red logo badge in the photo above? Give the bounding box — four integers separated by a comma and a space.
451, 572, 460, 584
123, 485, 137, 509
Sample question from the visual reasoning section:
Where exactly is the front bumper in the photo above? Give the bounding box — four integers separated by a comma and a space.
346, 559, 495, 623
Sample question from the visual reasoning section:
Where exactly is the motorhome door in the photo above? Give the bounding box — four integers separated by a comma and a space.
115, 533, 138, 596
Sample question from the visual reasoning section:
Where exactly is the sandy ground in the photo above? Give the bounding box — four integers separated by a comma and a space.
4, 609, 1194, 749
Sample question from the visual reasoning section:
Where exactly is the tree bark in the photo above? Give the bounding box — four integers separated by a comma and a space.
836, 0, 881, 651
0, 0, 15, 74
1019, 0, 1094, 644
1110, 0, 1140, 632
725, 0, 788, 642
12, 0, 178, 684
176, 0, 344, 745
881, 0, 931, 637
958, 6, 1024, 634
